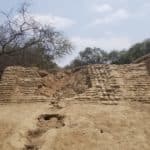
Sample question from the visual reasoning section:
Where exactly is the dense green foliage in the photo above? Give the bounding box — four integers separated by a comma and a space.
68, 39, 150, 68
111, 39, 150, 64
68, 47, 108, 67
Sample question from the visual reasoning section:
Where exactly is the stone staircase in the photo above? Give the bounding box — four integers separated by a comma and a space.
0, 63, 149, 104
117, 63, 150, 103
0, 68, 16, 103
67, 64, 123, 105
0, 67, 49, 103
66, 63, 150, 105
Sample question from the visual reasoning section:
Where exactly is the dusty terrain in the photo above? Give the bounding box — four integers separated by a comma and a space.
0, 58, 150, 150
0, 102, 150, 150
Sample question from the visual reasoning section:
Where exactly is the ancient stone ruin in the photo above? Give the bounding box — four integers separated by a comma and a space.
0, 56, 150, 150
0, 59, 150, 105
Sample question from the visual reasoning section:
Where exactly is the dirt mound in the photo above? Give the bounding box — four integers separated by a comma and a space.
37, 67, 89, 99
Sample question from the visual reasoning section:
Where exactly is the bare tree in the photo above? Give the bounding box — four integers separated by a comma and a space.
0, 2, 72, 58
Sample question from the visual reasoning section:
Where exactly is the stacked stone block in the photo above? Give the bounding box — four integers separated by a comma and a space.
0, 67, 49, 103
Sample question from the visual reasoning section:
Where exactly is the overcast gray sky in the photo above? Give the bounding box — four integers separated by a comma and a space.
0, 0, 150, 66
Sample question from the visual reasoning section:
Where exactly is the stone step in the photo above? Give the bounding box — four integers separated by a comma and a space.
0, 84, 15, 87
0, 88, 13, 90
101, 101, 118, 105
0, 96, 49, 103
0, 92, 12, 95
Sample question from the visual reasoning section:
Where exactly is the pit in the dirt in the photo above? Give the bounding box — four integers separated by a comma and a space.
23, 144, 38, 150
37, 114, 65, 129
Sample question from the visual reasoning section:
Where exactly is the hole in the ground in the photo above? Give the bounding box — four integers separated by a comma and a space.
37, 114, 65, 129
100, 129, 104, 133
43, 114, 53, 120
23, 145, 38, 150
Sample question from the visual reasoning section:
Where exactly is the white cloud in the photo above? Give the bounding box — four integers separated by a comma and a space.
56, 36, 133, 67
93, 4, 113, 13
32, 14, 76, 30
71, 36, 131, 51
92, 9, 129, 25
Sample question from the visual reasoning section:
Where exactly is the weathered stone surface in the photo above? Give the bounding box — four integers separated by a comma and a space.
0, 62, 150, 104
0, 61, 150, 150
0, 66, 89, 103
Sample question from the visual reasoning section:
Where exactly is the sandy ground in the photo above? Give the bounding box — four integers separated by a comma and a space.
0, 102, 150, 150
